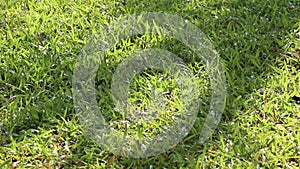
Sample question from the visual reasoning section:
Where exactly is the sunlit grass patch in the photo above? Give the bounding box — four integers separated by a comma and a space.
0, 0, 299, 168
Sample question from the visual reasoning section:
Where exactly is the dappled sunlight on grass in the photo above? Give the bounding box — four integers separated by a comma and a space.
0, 0, 299, 168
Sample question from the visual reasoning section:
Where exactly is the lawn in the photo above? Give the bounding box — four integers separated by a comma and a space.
0, 0, 299, 168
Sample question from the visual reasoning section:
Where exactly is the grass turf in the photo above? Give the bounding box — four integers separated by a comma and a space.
0, 0, 299, 168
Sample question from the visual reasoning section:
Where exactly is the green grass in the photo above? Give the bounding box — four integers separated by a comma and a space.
0, 0, 299, 168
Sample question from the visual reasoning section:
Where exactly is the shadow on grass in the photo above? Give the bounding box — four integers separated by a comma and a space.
86, 0, 299, 167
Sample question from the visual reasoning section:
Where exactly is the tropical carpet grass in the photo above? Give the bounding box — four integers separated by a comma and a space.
0, 0, 299, 168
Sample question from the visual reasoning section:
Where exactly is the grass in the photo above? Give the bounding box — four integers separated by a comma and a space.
0, 0, 299, 168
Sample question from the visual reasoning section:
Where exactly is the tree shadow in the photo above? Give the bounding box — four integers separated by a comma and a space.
97, 0, 299, 167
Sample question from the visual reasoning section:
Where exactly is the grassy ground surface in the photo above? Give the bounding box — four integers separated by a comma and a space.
1, 0, 300, 168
